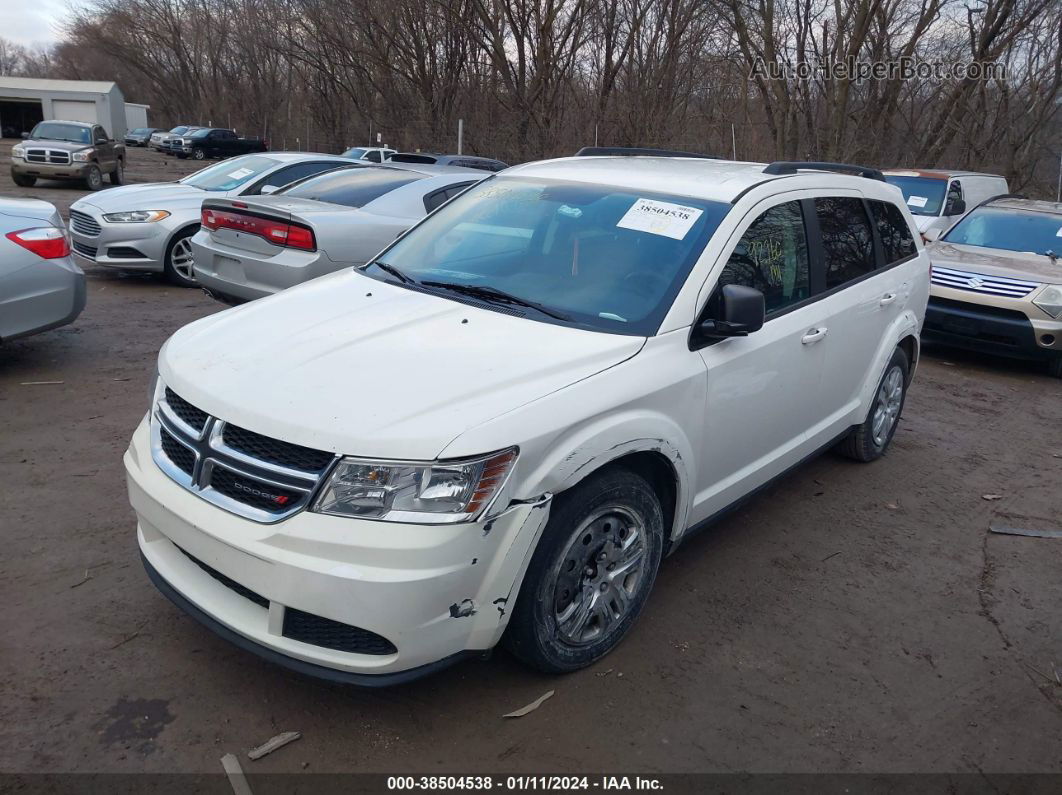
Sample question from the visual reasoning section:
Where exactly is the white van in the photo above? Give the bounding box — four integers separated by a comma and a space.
882, 169, 1009, 239
126, 153, 930, 683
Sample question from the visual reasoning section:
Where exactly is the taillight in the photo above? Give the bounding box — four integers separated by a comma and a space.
201, 208, 315, 251
5, 226, 71, 259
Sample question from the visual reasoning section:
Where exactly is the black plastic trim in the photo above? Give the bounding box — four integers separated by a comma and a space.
141, 551, 475, 686
763, 161, 886, 182
574, 146, 721, 160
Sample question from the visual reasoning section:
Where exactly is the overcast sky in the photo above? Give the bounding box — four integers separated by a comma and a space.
6, 1, 80, 48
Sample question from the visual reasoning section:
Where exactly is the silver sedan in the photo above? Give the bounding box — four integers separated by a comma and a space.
191, 164, 484, 303
68, 152, 355, 287
1, 197, 85, 343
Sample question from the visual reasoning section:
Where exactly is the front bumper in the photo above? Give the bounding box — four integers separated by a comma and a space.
923, 295, 1062, 361
11, 159, 91, 181
125, 418, 551, 680
69, 206, 176, 272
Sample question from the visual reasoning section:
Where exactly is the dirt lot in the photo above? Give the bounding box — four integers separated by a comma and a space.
1, 144, 1060, 779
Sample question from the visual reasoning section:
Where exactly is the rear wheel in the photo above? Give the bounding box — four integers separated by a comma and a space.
835, 347, 909, 462
1047, 356, 1062, 379
84, 165, 103, 191
163, 228, 199, 287
12, 173, 36, 188
505, 467, 665, 673
109, 159, 124, 185
192, 147, 206, 161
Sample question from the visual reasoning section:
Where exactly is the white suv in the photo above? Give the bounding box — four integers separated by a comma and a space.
125, 152, 929, 683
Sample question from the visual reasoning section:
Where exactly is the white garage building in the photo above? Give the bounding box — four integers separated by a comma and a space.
0, 77, 129, 139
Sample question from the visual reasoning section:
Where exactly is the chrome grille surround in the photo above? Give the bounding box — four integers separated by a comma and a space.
931, 266, 1040, 299
150, 388, 338, 523
69, 210, 102, 237
26, 148, 72, 165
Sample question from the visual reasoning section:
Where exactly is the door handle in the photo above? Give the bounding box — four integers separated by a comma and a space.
801, 327, 828, 344
879, 293, 898, 306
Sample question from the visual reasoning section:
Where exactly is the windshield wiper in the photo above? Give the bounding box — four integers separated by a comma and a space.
420, 280, 570, 321
367, 260, 417, 285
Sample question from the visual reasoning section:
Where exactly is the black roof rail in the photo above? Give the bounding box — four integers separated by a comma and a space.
763, 161, 885, 182
575, 146, 721, 160
976, 192, 1027, 209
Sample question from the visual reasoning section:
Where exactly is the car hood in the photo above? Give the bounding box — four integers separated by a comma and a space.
929, 242, 1062, 283
73, 182, 215, 213
22, 139, 93, 153
159, 272, 645, 460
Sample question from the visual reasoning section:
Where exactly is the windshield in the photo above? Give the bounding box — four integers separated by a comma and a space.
342, 147, 367, 159
180, 155, 278, 191
364, 176, 731, 335
188, 129, 212, 138
883, 175, 948, 217
278, 167, 423, 207
170, 126, 189, 134
30, 122, 90, 144
943, 207, 1062, 256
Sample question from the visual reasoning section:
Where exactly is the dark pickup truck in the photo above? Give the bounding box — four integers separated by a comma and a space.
173, 128, 268, 161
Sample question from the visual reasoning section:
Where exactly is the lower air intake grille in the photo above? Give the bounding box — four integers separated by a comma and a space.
178, 546, 269, 608
282, 608, 397, 655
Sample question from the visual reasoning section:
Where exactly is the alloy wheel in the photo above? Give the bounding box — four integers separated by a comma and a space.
871, 365, 904, 447
552, 505, 647, 647
170, 237, 196, 282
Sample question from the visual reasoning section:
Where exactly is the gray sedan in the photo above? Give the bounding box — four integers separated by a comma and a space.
1, 197, 85, 343
67, 152, 354, 287
191, 164, 484, 303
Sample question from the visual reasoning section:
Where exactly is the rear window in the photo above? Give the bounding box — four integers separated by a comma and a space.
389, 153, 437, 165
279, 168, 424, 208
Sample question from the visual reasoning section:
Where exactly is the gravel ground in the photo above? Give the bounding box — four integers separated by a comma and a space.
1, 143, 1060, 778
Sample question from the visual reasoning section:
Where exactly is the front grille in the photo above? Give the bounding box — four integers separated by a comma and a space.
160, 427, 196, 475
931, 266, 1039, 298
164, 388, 208, 433
26, 148, 72, 165
69, 210, 101, 237
71, 241, 98, 259
282, 608, 396, 655
209, 466, 303, 514
178, 546, 269, 608
222, 424, 336, 473
151, 388, 331, 522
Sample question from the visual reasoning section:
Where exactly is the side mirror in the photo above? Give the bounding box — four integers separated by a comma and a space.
260, 184, 279, 195
923, 227, 942, 243
21, 132, 29, 139
699, 284, 765, 338
944, 198, 966, 216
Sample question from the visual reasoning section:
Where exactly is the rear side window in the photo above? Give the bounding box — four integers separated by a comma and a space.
280, 168, 424, 207
869, 201, 917, 265
252, 161, 347, 193
423, 182, 475, 213
718, 200, 810, 314
815, 197, 876, 289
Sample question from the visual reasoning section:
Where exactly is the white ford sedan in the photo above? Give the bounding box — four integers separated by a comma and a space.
125, 152, 929, 683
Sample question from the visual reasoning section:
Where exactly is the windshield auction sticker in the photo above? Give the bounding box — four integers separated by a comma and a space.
906, 195, 928, 208
617, 198, 703, 240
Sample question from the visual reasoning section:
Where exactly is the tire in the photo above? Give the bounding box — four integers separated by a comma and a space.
835, 347, 910, 462
504, 466, 665, 673
109, 159, 124, 185
192, 147, 206, 161
1047, 357, 1062, 379
84, 165, 103, 191
163, 227, 199, 287
12, 172, 36, 188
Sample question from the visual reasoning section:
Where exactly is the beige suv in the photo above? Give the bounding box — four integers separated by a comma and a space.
924, 197, 1062, 377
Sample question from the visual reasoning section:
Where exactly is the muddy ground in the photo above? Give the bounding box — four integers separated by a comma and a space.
0, 144, 1060, 779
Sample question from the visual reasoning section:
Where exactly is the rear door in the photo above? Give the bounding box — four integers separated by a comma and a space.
807, 194, 914, 444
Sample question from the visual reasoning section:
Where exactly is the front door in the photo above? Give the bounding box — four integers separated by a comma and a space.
692, 197, 830, 523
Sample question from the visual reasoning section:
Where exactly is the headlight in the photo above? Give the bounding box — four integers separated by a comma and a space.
11, 144, 24, 158
72, 150, 92, 162
313, 448, 518, 523
102, 210, 171, 223
1033, 285, 1062, 319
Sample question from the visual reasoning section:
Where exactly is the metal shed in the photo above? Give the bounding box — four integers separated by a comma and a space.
0, 77, 127, 139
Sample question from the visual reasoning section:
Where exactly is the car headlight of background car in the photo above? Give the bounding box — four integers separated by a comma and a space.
11, 144, 24, 159
72, 150, 93, 162
1033, 285, 1062, 319
313, 448, 518, 523
102, 210, 172, 223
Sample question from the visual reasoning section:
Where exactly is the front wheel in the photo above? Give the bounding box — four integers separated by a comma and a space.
192, 147, 206, 161
163, 228, 199, 287
12, 172, 36, 188
84, 165, 103, 191
1047, 356, 1062, 379
504, 467, 665, 673
835, 347, 909, 462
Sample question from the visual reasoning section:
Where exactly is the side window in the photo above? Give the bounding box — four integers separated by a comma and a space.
248, 162, 343, 193
718, 200, 810, 315
814, 197, 876, 289
94, 126, 107, 143
365, 151, 382, 163
945, 180, 963, 214
869, 201, 916, 265
423, 187, 450, 213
